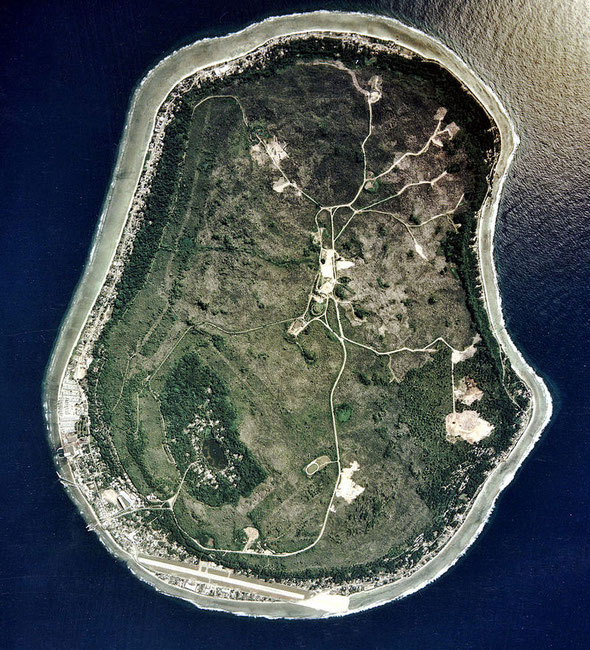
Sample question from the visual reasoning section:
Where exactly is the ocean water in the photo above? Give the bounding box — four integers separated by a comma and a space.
1, 0, 589, 647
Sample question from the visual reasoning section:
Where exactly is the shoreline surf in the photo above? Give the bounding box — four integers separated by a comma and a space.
43, 10, 552, 619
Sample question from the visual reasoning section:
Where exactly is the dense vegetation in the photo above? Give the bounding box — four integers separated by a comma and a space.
80, 32, 529, 582
109, 100, 193, 324
160, 352, 266, 506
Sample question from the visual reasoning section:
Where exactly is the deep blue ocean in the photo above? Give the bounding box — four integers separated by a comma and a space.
2, 1, 589, 647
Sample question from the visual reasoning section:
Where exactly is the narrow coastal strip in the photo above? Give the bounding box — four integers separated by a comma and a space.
43, 10, 552, 619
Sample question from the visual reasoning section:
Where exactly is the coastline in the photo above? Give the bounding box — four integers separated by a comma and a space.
43, 10, 552, 619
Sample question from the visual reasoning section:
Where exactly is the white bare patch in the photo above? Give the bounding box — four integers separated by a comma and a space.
336, 258, 355, 272
414, 241, 428, 260
214, 63, 231, 77
318, 279, 337, 296
445, 121, 460, 138
272, 177, 291, 193
249, 143, 266, 165
446, 410, 494, 444
74, 365, 87, 380
454, 376, 484, 406
336, 461, 365, 503
368, 75, 383, 103
74, 355, 92, 379
266, 136, 288, 164
452, 334, 481, 363
102, 489, 119, 506
299, 592, 350, 613
434, 107, 448, 121
242, 526, 259, 551
287, 318, 307, 337
251, 137, 288, 167
320, 248, 336, 279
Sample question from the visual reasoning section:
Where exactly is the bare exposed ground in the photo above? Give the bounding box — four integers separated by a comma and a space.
335, 461, 365, 503
454, 376, 484, 406
445, 410, 493, 444
451, 334, 481, 363
243, 526, 260, 551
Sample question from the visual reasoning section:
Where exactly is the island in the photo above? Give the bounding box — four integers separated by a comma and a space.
44, 12, 552, 618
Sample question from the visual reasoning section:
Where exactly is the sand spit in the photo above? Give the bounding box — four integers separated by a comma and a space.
43, 11, 552, 619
